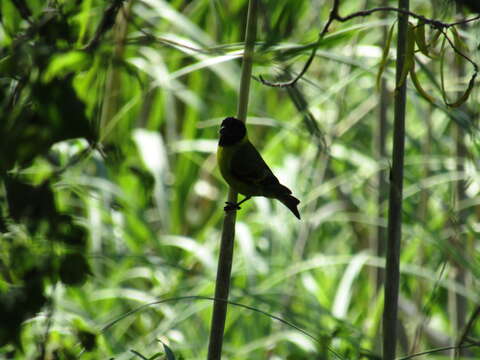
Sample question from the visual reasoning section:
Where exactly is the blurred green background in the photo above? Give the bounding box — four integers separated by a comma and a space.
0, 0, 479, 359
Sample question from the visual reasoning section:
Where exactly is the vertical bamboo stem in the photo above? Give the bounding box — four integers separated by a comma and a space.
375, 0, 389, 293
452, 16, 468, 358
207, 1, 258, 359
383, 0, 409, 359
452, 123, 467, 358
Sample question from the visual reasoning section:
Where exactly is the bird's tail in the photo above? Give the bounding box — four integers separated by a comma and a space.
277, 192, 301, 220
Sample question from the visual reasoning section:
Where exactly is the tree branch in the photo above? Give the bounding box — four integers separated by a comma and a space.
259, 0, 480, 88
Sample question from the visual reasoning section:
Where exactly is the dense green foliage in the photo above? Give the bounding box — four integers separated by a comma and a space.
1, 0, 479, 359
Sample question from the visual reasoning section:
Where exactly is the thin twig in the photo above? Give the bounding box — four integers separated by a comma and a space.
258, 46, 318, 87
409, 261, 447, 353
449, 14, 480, 27
440, 28, 478, 71
457, 305, 480, 350
259, 0, 480, 88
125, 10, 214, 54
397, 341, 480, 360
330, 6, 478, 29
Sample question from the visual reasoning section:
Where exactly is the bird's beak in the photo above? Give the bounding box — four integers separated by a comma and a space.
219, 124, 226, 135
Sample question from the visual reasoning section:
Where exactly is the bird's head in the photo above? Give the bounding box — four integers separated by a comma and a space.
219, 117, 247, 146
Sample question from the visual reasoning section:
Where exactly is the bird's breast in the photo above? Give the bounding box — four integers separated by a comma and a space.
217, 144, 234, 183
217, 141, 259, 196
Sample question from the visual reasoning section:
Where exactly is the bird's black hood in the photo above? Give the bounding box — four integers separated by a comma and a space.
219, 117, 247, 146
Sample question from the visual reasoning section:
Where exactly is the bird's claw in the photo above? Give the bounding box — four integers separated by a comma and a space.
224, 201, 241, 211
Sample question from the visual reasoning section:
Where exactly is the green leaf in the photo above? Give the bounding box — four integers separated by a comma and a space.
414, 21, 430, 57
0, 0, 22, 37
43, 51, 92, 82
447, 73, 477, 107
439, 36, 448, 105
428, 28, 442, 48
410, 61, 435, 104
424, 28, 442, 58
147, 352, 164, 360
130, 350, 149, 360
159, 340, 176, 360
397, 22, 416, 88
376, 21, 395, 90
450, 26, 469, 55
439, 31, 475, 107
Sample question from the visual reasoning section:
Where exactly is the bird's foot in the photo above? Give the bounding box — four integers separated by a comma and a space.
224, 201, 241, 211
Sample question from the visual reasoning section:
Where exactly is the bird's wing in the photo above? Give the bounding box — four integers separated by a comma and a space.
231, 140, 279, 186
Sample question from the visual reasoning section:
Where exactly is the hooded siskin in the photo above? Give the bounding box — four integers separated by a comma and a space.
217, 117, 301, 219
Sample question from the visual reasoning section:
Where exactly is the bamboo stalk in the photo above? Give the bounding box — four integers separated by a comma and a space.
451, 16, 468, 358
206, 1, 258, 359
375, 0, 389, 294
382, 0, 409, 359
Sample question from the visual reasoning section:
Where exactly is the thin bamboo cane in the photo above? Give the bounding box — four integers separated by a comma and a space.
383, 0, 409, 358
206, 1, 258, 359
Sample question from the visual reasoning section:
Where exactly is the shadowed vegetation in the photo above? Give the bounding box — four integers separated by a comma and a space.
0, 0, 479, 359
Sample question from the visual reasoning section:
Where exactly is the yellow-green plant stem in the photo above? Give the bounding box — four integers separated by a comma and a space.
99, 1, 130, 144
383, 0, 409, 359
206, 1, 258, 359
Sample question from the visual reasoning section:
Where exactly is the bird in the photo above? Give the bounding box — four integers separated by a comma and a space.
217, 117, 301, 219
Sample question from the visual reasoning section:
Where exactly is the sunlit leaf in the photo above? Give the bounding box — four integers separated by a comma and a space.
376, 21, 396, 90
43, 51, 92, 82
